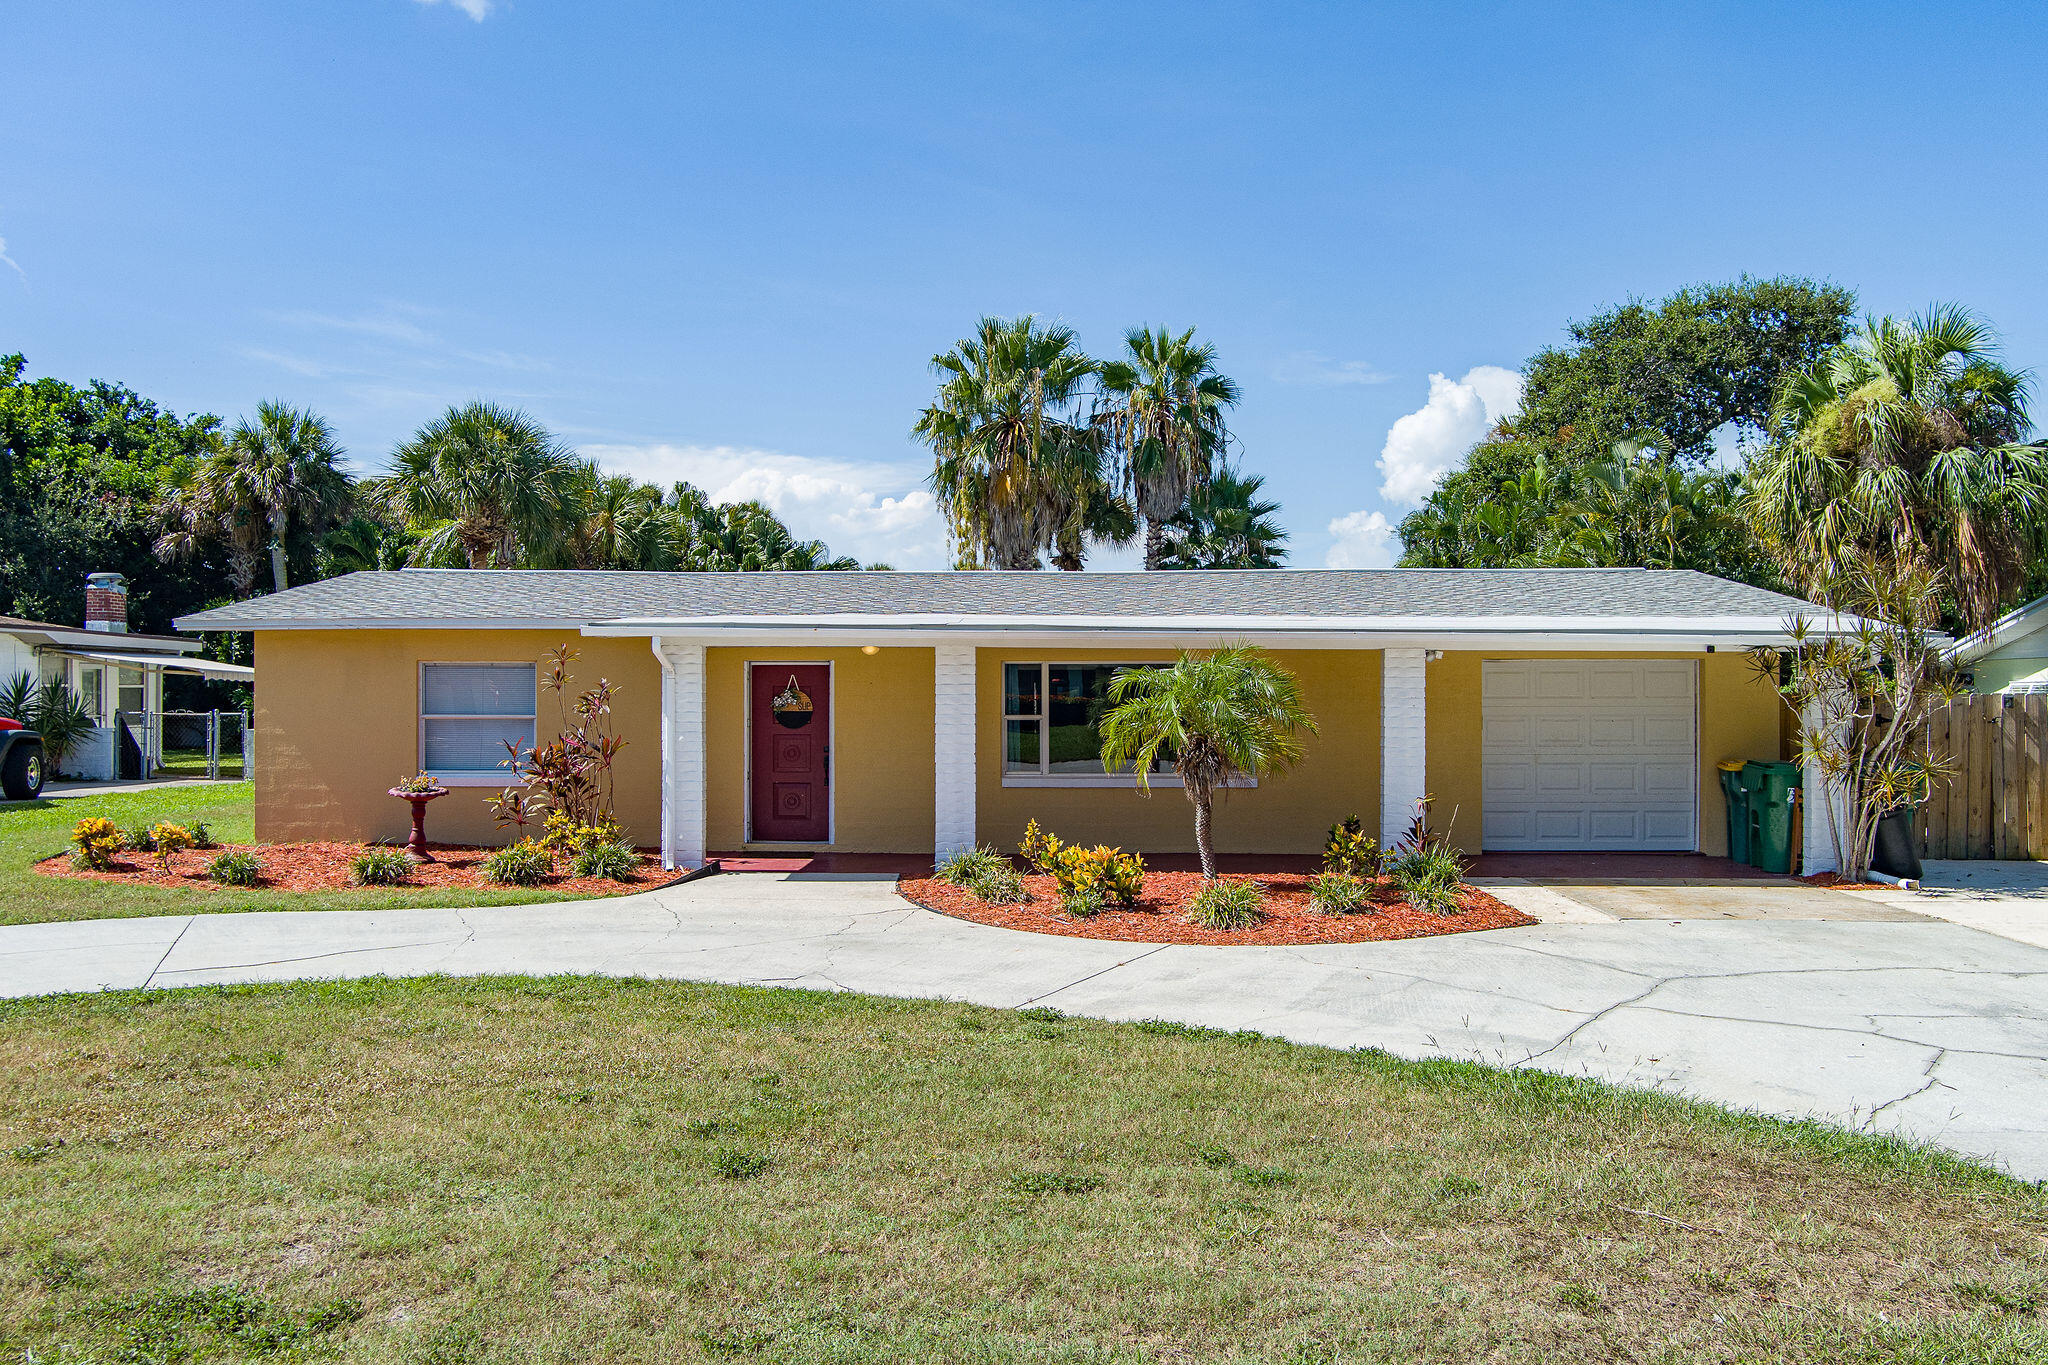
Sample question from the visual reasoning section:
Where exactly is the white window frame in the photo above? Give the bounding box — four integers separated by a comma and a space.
418, 661, 538, 787
1000, 660, 1230, 790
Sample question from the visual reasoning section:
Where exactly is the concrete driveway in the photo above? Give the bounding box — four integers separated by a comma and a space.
1, 870, 2044, 1181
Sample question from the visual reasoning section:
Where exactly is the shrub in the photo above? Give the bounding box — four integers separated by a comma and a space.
207, 851, 262, 887
188, 821, 218, 850
124, 822, 157, 853
1019, 820, 1143, 904
1308, 870, 1369, 916
1389, 842, 1466, 915
968, 862, 1027, 905
569, 838, 639, 881
69, 816, 124, 870
1187, 879, 1264, 930
349, 846, 417, 886
1322, 816, 1380, 877
935, 845, 1007, 887
482, 839, 554, 886
541, 809, 624, 858
147, 823, 195, 872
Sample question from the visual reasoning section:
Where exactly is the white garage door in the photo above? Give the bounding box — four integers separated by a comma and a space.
1481, 659, 1698, 851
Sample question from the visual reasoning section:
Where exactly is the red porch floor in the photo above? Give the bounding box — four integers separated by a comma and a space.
710, 850, 1787, 881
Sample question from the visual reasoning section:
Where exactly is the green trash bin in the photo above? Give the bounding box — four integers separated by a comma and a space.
1743, 760, 1803, 874
1717, 761, 1750, 864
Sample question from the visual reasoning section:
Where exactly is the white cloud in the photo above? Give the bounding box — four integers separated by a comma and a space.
414, 0, 493, 19
1376, 364, 1522, 506
583, 442, 947, 569
1271, 351, 1391, 387
1325, 509, 1398, 569
0, 235, 24, 287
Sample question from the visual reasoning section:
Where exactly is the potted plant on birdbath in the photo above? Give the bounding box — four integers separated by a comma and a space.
389, 771, 449, 861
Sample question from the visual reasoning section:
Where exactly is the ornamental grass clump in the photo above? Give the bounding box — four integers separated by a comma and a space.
1059, 885, 1108, 918
482, 840, 554, 886
206, 851, 262, 887
569, 839, 639, 882
349, 846, 417, 887
935, 845, 1008, 887
1384, 797, 1467, 915
967, 862, 1026, 905
1186, 879, 1264, 930
1307, 870, 1369, 916
68, 816, 124, 870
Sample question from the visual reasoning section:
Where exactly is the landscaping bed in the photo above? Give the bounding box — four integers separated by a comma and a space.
36, 842, 678, 897
899, 869, 1533, 944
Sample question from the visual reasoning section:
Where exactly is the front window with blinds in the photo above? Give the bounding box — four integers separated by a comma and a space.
419, 663, 536, 781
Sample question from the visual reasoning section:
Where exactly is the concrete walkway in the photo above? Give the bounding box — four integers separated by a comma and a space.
2, 872, 2044, 1180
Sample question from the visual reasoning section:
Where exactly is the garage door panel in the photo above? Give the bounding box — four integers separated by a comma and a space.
1481, 659, 1697, 852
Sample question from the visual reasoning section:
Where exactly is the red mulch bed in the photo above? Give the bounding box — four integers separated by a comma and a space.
898, 871, 1534, 946
36, 842, 680, 896
1801, 872, 1890, 891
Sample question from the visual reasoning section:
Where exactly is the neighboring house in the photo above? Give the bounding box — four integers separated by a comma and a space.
1950, 593, 2048, 693
3, 573, 254, 780
179, 567, 1838, 869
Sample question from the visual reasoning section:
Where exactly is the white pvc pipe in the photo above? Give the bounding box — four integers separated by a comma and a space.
1866, 869, 1921, 891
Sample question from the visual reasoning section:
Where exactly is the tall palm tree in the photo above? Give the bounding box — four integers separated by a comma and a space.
571, 473, 667, 569
1746, 305, 2048, 628
155, 402, 350, 593
663, 484, 861, 571
379, 402, 587, 568
1098, 646, 1317, 878
1096, 327, 1240, 570
914, 315, 1102, 570
1155, 465, 1289, 568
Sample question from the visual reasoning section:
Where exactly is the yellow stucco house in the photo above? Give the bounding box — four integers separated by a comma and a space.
178, 567, 1829, 871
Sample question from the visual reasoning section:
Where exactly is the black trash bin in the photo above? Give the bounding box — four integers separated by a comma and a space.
1871, 805, 1923, 882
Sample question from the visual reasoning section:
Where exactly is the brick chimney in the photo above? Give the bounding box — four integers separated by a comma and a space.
84, 572, 128, 633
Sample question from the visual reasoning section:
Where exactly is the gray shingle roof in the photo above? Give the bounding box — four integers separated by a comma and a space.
177, 568, 1817, 630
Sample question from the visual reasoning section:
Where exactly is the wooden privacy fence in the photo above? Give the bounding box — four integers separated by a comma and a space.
1916, 693, 2048, 860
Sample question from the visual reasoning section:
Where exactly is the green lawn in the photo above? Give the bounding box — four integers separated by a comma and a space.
0, 977, 2042, 1363
0, 784, 617, 926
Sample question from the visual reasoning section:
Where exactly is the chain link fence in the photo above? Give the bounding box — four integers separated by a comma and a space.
157, 710, 251, 780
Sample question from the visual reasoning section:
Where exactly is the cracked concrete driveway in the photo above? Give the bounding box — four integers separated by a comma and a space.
2, 870, 2044, 1181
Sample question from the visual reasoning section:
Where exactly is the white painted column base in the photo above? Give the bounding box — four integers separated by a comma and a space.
654, 639, 708, 870
1381, 648, 1428, 846
933, 644, 977, 860
1800, 701, 1847, 876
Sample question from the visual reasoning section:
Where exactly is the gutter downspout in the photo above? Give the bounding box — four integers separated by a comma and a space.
651, 636, 676, 870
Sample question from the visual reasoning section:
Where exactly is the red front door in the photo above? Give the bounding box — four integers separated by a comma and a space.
750, 664, 831, 842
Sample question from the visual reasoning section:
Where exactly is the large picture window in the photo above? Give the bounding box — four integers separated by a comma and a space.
1002, 662, 1175, 785
420, 662, 536, 783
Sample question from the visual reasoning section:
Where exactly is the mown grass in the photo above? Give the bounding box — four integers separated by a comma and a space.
1, 976, 2043, 1363
0, 785, 620, 926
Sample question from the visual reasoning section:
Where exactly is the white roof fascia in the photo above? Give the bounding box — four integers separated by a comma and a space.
11, 626, 197, 654
1950, 594, 2048, 663
45, 648, 251, 677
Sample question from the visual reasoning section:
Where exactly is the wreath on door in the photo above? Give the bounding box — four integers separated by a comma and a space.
771, 675, 814, 729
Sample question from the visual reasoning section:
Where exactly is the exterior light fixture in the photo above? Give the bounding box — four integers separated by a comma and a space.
861, 645, 880, 656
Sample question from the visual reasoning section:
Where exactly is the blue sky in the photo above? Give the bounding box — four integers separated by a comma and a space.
4, 2, 2045, 570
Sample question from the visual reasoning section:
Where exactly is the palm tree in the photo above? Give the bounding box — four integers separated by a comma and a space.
1096, 327, 1241, 570
379, 402, 587, 568
914, 316, 1102, 570
571, 473, 666, 569
1155, 465, 1288, 568
1746, 305, 2048, 629
1098, 646, 1317, 878
663, 484, 861, 571
155, 402, 350, 593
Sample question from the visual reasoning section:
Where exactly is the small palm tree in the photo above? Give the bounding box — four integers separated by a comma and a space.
1155, 465, 1288, 568
379, 402, 587, 568
1746, 305, 2048, 629
1096, 327, 1241, 569
1098, 646, 1317, 878
156, 402, 349, 593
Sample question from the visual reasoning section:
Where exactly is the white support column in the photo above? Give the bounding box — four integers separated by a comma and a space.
933, 643, 977, 860
1800, 701, 1846, 876
653, 638, 708, 870
1381, 648, 1428, 845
